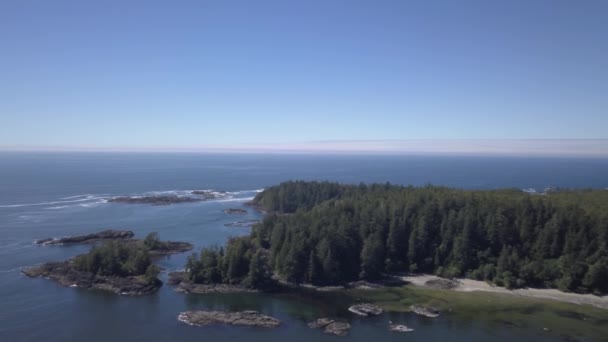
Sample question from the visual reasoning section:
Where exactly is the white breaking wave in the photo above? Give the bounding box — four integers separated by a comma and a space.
144, 190, 199, 196
0, 267, 24, 274
44, 205, 71, 210
225, 189, 264, 195
60, 194, 101, 200
79, 199, 108, 207
213, 196, 255, 203
1, 188, 263, 210
45, 199, 109, 210
0, 196, 109, 209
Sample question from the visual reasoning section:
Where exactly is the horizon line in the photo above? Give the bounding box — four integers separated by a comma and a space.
1, 139, 607, 158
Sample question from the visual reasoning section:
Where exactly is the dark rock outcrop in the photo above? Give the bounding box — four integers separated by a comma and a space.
178, 310, 280, 328
348, 303, 383, 316
307, 317, 335, 329
324, 322, 351, 336
410, 305, 440, 318
22, 261, 161, 296
389, 323, 414, 332
307, 318, 351, 336
108, 196, 201, 205
223, 208, 247, 215
35, 230, 134, 245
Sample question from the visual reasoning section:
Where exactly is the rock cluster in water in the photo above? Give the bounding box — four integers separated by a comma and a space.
190, 190, 227, 200
108, 190, 229, 205
410, 305, 440, 318
308, 318, 351, 336
35, 229, 134, 245
178, 310, 280, 328
348, 303, 383, 316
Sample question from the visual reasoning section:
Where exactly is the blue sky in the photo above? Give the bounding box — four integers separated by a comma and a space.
0, 0, 607, 154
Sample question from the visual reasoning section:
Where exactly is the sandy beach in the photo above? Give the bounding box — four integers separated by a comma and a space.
401, 275, 608, 310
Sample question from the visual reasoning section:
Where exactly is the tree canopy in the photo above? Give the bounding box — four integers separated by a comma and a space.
187, 181, 608, 294
74, 232, 165, 284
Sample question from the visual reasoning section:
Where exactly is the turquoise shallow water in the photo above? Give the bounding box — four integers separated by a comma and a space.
1, 152, 607, 341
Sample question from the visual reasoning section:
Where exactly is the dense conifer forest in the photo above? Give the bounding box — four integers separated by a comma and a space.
74, 233, 164, 283
186, 181, 608, 294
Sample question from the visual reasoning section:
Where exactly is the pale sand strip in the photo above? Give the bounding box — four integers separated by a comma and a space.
401, 275, 608, 310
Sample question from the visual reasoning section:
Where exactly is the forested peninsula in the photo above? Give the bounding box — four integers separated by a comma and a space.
184, 181, 608, 295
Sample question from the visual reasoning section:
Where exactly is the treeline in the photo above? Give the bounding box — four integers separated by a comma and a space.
188, 181, 608, 294
185, 238, 275, 290
74, 233, 162, 284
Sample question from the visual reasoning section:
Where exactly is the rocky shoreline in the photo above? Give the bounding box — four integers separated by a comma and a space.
245, 201, 270, 214
276, 277, 407, 293
168, 271, 257, 294
22, 260, 161, 296
178, 310, 280, 328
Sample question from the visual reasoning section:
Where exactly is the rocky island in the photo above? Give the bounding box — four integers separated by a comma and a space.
178, 310, 280, 328
34, 230, 193, 256
24, 232, 192, 295
107, 190, 229, 205
35, 229, 134, 245
108, 195, 202, 205
190, 190, 227, 200
22, 259, 161, 296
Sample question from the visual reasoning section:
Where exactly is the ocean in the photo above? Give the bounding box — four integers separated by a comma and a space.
1, 152, 607, 341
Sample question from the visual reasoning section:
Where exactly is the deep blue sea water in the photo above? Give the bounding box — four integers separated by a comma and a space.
1, 152, 607, 342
